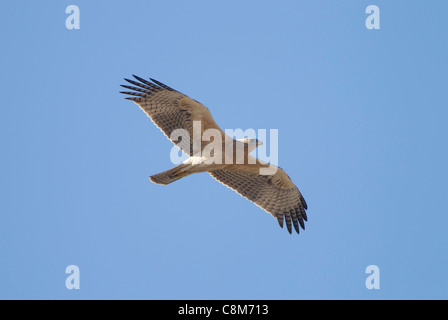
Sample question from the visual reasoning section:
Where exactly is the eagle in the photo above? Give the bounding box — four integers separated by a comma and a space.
120, 75, 309, 235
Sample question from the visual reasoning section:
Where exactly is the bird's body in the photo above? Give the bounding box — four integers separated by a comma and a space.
121, 75, 309, 235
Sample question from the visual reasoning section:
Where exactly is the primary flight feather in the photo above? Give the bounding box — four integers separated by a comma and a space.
120, 75, 309, 235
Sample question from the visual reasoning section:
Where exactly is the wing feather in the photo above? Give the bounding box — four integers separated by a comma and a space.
120, 75, 225, 156
210, 163, 308, 235
121, 76, 310, 236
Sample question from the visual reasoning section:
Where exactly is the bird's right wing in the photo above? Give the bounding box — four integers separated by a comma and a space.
120, 75, 226, 156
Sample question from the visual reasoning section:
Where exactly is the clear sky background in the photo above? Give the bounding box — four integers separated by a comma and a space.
1, 1, 447, 299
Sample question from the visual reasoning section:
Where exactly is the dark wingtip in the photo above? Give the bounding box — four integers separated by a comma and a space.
132, 74, 147, 83
293, 221, 300, 234
301, 195, 308, 210
149, 78, 176, 91
295, 208, 306, 230
277, 215, 284, 228
291, 210, 300, 234
299, 218, 305, 230
285, 215, 292, 234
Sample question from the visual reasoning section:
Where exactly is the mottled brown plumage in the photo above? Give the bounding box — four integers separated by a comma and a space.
120, 75, 309, 235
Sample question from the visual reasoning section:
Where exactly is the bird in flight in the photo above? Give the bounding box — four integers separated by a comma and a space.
120, 75, 309, 235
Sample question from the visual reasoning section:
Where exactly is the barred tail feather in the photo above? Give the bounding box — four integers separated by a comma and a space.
149, 164, 190, 185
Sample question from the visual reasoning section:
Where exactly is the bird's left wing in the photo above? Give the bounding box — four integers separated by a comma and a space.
209, 158, 308, 235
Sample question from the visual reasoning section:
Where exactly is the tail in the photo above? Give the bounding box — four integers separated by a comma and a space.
149, 164, 192, 185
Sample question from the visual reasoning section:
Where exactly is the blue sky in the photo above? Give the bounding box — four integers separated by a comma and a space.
1, 1, 447, 299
